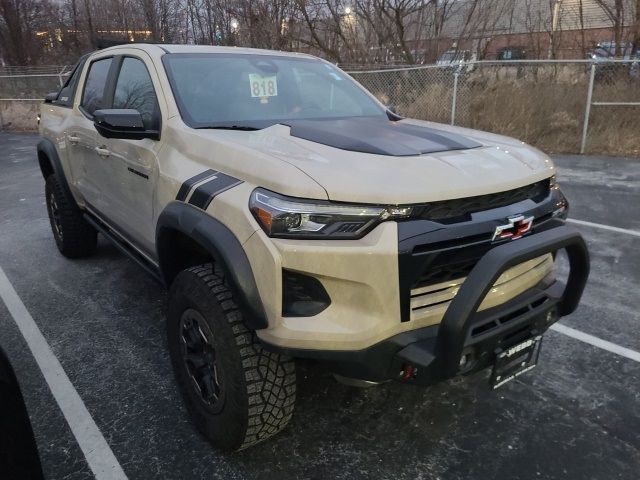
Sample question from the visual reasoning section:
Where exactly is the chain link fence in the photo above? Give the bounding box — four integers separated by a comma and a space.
349, 60, 640, 155
1, 60, 639, 155
0, 66, 72, 131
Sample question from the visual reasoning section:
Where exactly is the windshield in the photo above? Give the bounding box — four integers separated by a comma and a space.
162, 53, 386, 128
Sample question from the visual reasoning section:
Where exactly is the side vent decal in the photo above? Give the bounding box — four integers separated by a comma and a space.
189, 173, 243, 210
176, 170, 243, 210
176, 169, 217, 201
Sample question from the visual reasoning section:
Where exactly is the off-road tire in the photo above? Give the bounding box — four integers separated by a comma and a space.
45, 174, 97, 258
167, 263, 296, 451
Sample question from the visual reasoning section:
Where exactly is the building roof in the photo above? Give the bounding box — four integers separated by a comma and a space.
436, 0, 636, 38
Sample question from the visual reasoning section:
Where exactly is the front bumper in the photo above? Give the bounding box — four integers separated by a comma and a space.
261, 225, 589, 385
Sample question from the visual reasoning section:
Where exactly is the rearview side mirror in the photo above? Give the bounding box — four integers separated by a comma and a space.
386, 105, 402, 121
43, 92, 58, 104
93, 109, 159, 140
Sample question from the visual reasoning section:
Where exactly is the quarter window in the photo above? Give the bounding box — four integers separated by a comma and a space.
55, 58, 86, 107
81, 57, 112, 115
113, 57, 159, 130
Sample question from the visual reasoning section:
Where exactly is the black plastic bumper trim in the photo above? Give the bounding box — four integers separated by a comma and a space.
263, 225, 589, 385
260, 325, 440, 383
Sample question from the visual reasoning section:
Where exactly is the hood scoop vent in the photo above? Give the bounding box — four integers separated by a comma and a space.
285, 117, 482, 156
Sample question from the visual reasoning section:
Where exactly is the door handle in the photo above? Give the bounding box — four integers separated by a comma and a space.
67, 135, 80, 144
95, 146, 111, 157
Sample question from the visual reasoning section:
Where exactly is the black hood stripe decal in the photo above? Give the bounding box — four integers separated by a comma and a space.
285, 117, 482, 156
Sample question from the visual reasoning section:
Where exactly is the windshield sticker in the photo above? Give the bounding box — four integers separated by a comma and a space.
249, 74, 278, 98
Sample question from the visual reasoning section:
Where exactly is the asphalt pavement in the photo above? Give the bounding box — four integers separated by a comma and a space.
0, 132, 638, 480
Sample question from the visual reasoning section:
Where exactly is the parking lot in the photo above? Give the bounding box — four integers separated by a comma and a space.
0, 131, 638, 479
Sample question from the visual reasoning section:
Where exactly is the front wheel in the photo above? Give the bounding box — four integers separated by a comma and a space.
167, 264, 296, 451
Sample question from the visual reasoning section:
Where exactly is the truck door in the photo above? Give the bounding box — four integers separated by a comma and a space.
68, 56, 114, 213
92, 54, 163, 256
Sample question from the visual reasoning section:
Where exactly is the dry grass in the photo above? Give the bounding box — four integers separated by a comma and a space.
361, 65, 640, 157
465, 81, 587, 153
0, 101, 40, 131
463, 77, 639, 156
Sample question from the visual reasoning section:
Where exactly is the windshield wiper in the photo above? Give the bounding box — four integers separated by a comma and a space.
196, 125, 260, 131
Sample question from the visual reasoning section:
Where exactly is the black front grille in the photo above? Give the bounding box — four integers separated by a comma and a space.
415, 243, 494, 289
413, 214, 554, 289
412, 179, 550, 223
417, 257, 482, 287
397, 180, 563, 322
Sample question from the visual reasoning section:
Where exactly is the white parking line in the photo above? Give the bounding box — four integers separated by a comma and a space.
568, 218, 640, 238
0, 266, 127, 480
550, 323, 640, 363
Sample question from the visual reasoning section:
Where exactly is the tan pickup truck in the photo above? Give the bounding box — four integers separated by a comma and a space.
37, 43, 589, 450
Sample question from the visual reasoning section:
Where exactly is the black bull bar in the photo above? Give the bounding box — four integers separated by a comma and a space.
397, 225, 590, 381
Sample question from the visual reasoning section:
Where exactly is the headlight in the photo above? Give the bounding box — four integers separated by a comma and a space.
549, 174, 558, 188
250, 188, 412, 239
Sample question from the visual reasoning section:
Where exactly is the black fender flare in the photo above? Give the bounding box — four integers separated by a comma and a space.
156, 201, 268, 330
36, 138, 75, 200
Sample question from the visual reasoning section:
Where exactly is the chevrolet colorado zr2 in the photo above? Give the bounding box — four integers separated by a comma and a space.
37, 44, 590, 451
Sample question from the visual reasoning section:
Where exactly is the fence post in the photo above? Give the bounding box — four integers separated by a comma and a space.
57, 65, 67, 87
580, 63, 596, 154
451, 70, 459, 126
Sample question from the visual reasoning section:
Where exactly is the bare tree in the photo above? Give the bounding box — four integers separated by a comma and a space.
593, 0, 626, 56
0, 0, 636, 66
0, 0, 46, 64
633, 0, 640, 52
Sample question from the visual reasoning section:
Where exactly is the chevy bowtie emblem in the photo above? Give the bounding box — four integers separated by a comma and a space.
492, 215, 534, 241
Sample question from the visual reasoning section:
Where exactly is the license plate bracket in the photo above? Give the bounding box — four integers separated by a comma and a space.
490, 335, 542, 389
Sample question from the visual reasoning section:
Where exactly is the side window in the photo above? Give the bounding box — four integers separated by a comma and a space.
81, 57, 112, 116
113, 57, 159, 130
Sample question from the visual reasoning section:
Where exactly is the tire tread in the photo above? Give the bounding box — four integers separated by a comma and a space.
45, 174, 97, 258
182, 264, 296, 450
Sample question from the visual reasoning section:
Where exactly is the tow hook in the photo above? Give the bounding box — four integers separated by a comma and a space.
400, 363, 418, 381
458, 347, 476, 374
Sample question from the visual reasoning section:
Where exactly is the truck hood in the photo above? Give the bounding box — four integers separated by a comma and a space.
200, 117, 556, 204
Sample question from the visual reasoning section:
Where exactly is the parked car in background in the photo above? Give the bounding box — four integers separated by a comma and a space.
497, 47, 526, 60
0, 347, 44, 479
437, 49, 476, 71
587, 41, 637, 60
587, 41, 640, 81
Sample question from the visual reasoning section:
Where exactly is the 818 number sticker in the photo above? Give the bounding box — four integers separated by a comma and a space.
249, 74, 278, 98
